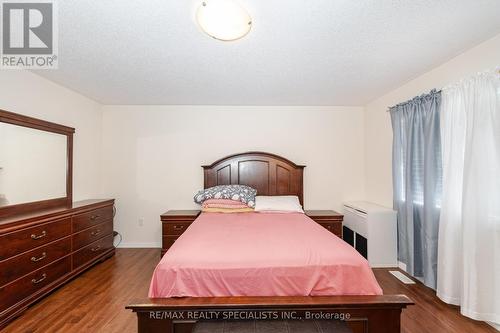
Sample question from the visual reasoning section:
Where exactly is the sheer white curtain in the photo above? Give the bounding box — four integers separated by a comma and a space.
437, 69, 500, 325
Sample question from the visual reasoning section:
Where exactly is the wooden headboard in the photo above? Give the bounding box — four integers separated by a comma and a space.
202, 152, 305, 205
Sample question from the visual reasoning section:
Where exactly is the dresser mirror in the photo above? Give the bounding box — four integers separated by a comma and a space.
0, 109, 74, 218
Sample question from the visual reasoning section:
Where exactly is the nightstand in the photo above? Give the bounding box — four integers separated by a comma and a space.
305, 210, 343, 239
160, 210, 200, 257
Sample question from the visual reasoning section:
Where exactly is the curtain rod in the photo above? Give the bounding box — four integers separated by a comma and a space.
386, 89, 442, 112
387, 69, 500, 112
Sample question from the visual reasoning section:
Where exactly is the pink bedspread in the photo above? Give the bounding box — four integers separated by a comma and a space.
149, 212, 382, 297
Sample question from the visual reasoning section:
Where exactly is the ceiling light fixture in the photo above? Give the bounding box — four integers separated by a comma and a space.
196, 0, 252, 41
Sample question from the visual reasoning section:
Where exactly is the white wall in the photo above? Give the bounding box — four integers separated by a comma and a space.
0, 70, 103, 201
101, 106, 365, 247
365, 33, 500, 207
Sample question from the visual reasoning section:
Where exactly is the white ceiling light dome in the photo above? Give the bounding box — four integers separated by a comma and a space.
196, 0, 252, 41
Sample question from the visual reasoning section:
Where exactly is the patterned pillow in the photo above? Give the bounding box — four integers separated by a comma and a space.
194, 185, 257, 208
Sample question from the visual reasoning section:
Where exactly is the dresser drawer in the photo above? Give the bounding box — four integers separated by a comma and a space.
72, 220, 113, 250
0, 237, 71, 286
162, 235, 177, 250
73, 234, 114, 269
319, 222, 342, 238
72, 206, 113, 232
0, 256, 71, 313
162, 222, 191, 236
0, 218, 71, 260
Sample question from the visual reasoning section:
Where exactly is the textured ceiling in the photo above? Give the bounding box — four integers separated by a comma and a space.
34, 0, 500, 105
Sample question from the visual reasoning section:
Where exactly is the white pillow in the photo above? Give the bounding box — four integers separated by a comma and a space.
254, 195, 304, 213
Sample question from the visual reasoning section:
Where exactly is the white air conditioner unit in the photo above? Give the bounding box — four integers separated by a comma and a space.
342, 201, 397, 268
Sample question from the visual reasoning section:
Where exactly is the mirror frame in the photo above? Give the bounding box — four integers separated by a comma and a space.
0, 109, 75, 218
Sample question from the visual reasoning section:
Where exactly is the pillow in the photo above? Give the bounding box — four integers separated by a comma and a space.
254, 195, 304, 213
194, 185, 257, 207
202, 207, 254, 213
202, 199, 249, 209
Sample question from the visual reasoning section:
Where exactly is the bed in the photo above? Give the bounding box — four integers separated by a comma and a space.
127, 152, 412, 333
149, 212, 382, 298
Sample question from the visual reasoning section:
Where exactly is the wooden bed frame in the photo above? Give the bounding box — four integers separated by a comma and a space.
127, 152, 413, 333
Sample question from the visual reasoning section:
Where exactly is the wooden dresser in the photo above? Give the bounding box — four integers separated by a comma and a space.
305, 210, 343, 239
160, 210, 200, 257
0, 199, 115, 328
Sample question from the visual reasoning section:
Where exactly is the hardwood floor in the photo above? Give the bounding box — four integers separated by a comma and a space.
3, 248, 497, 333
372, 269, 497, 333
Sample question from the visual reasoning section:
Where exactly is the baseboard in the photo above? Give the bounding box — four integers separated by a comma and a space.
398, 261, 407, 272
117, 242, 161, 248
370, 263, 399, 268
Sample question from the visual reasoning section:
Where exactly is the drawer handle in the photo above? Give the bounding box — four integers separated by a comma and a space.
173, 225, 184, 230
32, 273, 47, 284
91, 245, 101, 252
31, 252, 47, 262
91, 229, 101, 236
90, 215, 101, 220
31, 231, 47, 240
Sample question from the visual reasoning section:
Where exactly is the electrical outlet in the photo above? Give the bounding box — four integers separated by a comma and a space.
138, 218, 144, 226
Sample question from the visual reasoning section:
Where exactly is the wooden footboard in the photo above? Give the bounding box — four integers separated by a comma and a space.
126, 295, 413, 333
